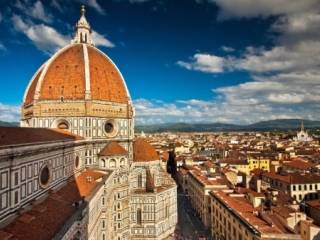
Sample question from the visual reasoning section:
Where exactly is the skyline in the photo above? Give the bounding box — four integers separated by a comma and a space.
0, 0, 319, 124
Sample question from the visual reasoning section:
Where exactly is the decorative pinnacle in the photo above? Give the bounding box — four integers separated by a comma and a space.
80, 5, 86, 17
301, 120, 304, 131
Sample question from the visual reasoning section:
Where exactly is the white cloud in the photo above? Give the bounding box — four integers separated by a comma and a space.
237, 42, 320, 73
0, 103, 20, 122
11, 15, 114, 53
210, 0, 319, 20
51, 0, 64, 12
178, 40, 320, 74
31, 1, 52, 23
92, 31, 115, 48
12, 14, 70, 54
15, 0, 53, 23
173, 0, 320, 124
177, 53, 226, 73
133, 98, 320, 125
221, 46, 234, 52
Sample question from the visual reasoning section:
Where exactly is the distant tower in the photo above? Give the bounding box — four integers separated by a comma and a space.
301, 120, 304, 132
294, 120, 313, 142
72, 5, 94, 45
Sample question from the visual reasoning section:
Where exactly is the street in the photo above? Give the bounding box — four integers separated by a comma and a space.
172, 190, 211, 240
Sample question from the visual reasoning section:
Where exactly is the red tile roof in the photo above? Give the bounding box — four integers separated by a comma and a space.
39, 45, 86, 101
283, 159, 315, 170
98, 142, 127, 156
133, 138, 159, 162
1, 169, 106, 240
262, 172, 320, 184
189, 170, 228, 187
0, 127, 83, 147
213, 191, 292, 234
305, 199, 320, 209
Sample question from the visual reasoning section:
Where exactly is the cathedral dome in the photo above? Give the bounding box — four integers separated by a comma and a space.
133, 138, 159, 162
21, 5, 134, 136
23, 5, 130, 107
23, 43, 130, 106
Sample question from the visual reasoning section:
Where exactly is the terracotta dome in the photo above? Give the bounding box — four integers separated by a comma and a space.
99, 142, 128, 156
133, 138, 159, 162
23, 43, 130, 106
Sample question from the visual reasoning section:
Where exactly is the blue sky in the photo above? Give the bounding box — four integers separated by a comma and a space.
0, 0, 319, 124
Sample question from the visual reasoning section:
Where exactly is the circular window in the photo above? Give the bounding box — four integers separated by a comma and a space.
39, 165, 50, 188
105, 122, 114, 133
75, 156, 80, 168
104, 120, 118, 137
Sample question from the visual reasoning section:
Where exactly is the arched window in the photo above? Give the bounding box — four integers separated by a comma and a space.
110, 159, 116, 168
75, 156, 80, 168
101, 159, 106, 168
120, 158, 125, 168
137, 208, 142, 224
80, 32, 83, 43
138, 173, 142, 188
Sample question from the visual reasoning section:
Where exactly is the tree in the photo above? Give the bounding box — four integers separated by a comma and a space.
167, 150, 177, 178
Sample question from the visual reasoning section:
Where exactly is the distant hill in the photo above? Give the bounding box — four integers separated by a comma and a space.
135, 119, 320, 133
247, 119, 320, 130
0, 121, 19, 127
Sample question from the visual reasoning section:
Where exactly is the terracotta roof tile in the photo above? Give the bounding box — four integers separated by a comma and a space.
213, 191, 292, 234
262, 172, 320, 184
24, 66, 44, 106
133, 138, 159, 162
88, 46, 129, 103
39, 45, 86, 101
2, 169, 106, 240
98, 142, 127, 156
0, 127, 83, 147
24, 44, 130, 105
305, 199, 320, 208
283, 159, 315, 170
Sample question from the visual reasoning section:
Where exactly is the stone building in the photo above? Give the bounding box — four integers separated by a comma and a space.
209, 190, 301, 240
261, 171, 320, 202
0, 6, 177, 240
186, 168, 228, 228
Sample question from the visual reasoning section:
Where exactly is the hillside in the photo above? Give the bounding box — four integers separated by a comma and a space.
135, 119, 320, 133
0, 121, 19, 127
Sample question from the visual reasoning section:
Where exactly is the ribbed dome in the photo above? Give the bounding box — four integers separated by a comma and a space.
133, 138, 159, 162
23, 43, 130, 106
99, 142, 128, 156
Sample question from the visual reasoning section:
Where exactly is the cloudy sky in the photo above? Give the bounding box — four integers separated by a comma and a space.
0, 0, 319, 125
